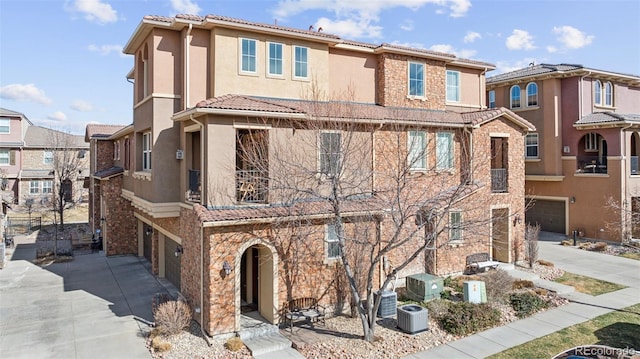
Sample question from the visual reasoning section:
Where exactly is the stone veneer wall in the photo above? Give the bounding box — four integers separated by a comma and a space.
89, 140, 115, 232
178, 207, 205, 327
101, 175, 136, 256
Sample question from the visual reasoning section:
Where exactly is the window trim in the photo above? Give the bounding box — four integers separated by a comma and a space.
266, 41, 284, 77
526, 82, 538, 107
408, 61, 425, 98
0, 118, 10, 134
318, 131, 341, 177
142, 131, 152, 171
604, 81, 613, 107
408, 130, 427, 170
436, 131, 454, 171
42, 180, 53, 194
585, 132, 599, 152
0, 149, 9, 165
239, 37, 257, 74
114, 140, 120, 161
510, 85, 521, 109
525, 133, 539, 158
43, 150, 54, 165
449, 210, 463, 242
446, 70, 460, 102
29, 180, 40, 194
488, 90, 496, 109
292, 45, 309, 80
325, 223, 341, 260
594, 80, 602, 105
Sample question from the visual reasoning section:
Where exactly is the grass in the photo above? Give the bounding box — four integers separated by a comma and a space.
488, 303, 640, 359
553, 272, 626, 296
619, 252, 640, 260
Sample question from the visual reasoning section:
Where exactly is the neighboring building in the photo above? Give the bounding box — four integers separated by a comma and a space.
91, 14, 534, 336
0, 108, 90, 205
487, 64, 640, 242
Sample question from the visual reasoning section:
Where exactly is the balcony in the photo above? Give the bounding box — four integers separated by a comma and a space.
236, 170, 268, 204
491, 168, 508, 193
632, 156, 639, 175
186, 169, 200, 202
577, 156, 607, 174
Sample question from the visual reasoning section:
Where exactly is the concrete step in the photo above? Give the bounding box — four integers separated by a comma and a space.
237, 322, 279, 341
244, 332, 293, 357
254, 347, 305, 359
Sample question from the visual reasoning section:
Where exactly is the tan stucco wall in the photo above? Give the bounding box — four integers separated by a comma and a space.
328, 48, 377, 103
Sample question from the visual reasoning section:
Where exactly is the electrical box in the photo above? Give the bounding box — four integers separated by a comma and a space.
176, 149, 184, 160
406, 273, 444, 302
463, 280, 487, 304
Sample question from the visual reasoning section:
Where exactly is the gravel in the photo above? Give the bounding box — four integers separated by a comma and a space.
517, 262, 566, 281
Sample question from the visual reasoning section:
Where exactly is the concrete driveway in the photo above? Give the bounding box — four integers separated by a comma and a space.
0, 235, 175, 359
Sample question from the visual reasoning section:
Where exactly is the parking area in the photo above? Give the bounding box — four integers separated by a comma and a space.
0, 235, 176, 359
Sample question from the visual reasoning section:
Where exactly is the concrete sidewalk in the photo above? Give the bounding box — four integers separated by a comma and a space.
404, 238, 640, 359
0, 235, 177, 359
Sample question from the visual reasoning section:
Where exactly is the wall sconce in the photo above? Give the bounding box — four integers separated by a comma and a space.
222, 261, 232, 276
174, 245, 183, 257
513, 214, 522, 226
145, 226, 153, 236
100, 217, 106, 223
570, 196, 576, 204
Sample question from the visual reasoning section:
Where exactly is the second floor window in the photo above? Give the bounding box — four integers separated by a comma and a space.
42, 180, 53, 194
319, 132, 341, 176
526, 82, 538, 106
604, 82, 613, 106
326, 223, 341, 259
408, 62, 424, 97
526, 133, 539, 158
114, 141, 120, 160
124, 137, 130, 170
594, 80, 602, 105
241, 38, 257, 73
510, 85, 521, 109
0, 149, 9, 165
293, 46, 308, 78
408, 131, 427, 170
446, 70, 460, 102
268, 42, 283, 76
30, 180, 40, 194
488, 90, 496, 108
0, 118, 9, 133
44, 151, 53, 165
142, 132, 152, 170
436, 132, 454, 170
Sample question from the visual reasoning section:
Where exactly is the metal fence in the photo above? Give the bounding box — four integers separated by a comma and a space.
5, 216, 42, 242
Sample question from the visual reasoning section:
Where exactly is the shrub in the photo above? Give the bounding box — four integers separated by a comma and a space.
225, 337, 245, 352
536, 259, 554, 267
592, 242, 608, 252
509, 292, 548, 318
561, 240, 573, 246
534, 288, 548, 296
154, 300, 193, 335
512, 280, 534, 290
440, 288, 453, 300
439, 302, 501, 336
426, 299, 450, 319
482, 270, 514, 303
150, 337, 171, 352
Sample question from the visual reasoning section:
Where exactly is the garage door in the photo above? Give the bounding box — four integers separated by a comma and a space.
164, 238, 181, 290
526, 199, 566, 234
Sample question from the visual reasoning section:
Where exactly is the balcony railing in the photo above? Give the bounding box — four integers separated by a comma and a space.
632, 156, 639, 175
577, 156, 607, 174
186, 169, 201, 202
236, 170, 268, 204
491, 168, 508, 193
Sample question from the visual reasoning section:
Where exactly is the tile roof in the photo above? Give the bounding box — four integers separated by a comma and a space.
85, 124, 127, 141
24, 126, 88, 148
487, 63, 640, 84
195, 95, 304, 114
0, 107, 33, 124
575, 112, 640, 126
19, 169, 54, 179
94, 166, 124, 179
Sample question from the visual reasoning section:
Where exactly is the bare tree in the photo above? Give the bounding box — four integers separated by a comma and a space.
605, 195, 638, 242
525, 223, 540, 268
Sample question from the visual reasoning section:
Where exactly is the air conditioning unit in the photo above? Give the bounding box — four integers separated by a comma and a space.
406, 273, 444, 302
374, 290, 397, 318
397, 304, 429, 334
463, 280, 487, 304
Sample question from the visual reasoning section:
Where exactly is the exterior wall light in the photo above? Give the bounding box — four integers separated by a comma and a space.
174, 245, 183, 257
223, 260, 232, 275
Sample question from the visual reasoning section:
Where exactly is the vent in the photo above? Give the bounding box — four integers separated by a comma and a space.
374, 290, 397, 318
406, 273, 444, 302
397, 304, 428, 334
176, 149, 184, 160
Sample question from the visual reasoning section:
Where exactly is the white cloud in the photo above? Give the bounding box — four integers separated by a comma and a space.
315, 17, 382, 39
71, 100, 95, 112
69, 0, 118, 24
546, 45, 558, 53
88, 44, 124, 56
553, 25, 594, 49
430, 44, 476, 59
506, 29, 536, 50
400, 19, 414, 31
170, 0, 201, 14
463, 31, 481, 43
0, 83, 52, 105
48, 111, 67, 122
494, 58, 541, 74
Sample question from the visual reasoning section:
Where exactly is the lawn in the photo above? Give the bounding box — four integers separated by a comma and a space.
553, 272, 626, 296
488, 303, 640, 359
620, 251, 640, 260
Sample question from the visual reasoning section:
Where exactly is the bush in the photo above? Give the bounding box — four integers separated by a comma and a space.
225, 337, 245, 352
439, 302, 501, 336
150, 337, 171, 352
154, 300, 193, 335
509, 292, 548, 318
426, 299, 450, 319
592, 242, 608, 252
536, 259, 554, 267
512, 280, 534, 290
482, 270, 514, 303
440, 288, 453, 300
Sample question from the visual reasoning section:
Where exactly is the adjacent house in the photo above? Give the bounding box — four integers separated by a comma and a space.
486, 64, 640, 242
90, 14, 534, 336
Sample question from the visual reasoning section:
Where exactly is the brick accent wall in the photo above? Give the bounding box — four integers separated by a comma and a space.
100, 175, 137, 256
178, 207, 203, 325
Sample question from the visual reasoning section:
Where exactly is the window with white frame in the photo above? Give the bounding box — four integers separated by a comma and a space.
408, 131, 427, 170
326, 223, 341, 259
510, 85, 521, 108
30, 180, 40, 194
594, 80, 602, 105
0, 118, 9, 133
449, 211, 462, 241
0, 149, 9, 165
585, 132, 599, 152
526, 82, 538, 106
268, 42, 283, 76
525, 133, 539, 158
488, 90, 496, 108
604, 81, 613, 106
293, 46, 308, 78
446, 70, 460, 102
408, 62, 425, 97
42, 180, 53, 194
319, 132, 341, 176
240, 38, 257, 73
436, 132, 454, 170
43, 151, 53, 164
114, 140, 120, 161
142, 132, 152, 170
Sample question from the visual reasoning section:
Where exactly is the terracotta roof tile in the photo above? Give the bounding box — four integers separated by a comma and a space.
85, 124, 127, 142
94, 166, 124, 179
195, 95, 304, 113
205, 14, 341, 40
575, 112, 640, 126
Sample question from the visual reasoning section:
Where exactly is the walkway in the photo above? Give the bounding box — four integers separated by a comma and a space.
0, 234, 177, 359
404, 236, 640, 359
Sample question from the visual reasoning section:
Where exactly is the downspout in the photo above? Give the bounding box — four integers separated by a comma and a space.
91, 139, 96, 233
184, 23, 193, 110
463, 127, 474, 183
480, 67, 488, 109
621, 123, 633, 241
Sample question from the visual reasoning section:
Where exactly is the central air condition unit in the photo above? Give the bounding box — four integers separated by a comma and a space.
406, 273, 444, 302
374, 290, 397, 318
397, 304, 429, 334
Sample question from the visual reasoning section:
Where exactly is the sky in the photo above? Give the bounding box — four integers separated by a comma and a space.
1, 0, 639, 135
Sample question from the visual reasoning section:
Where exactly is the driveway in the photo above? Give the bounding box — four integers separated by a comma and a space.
0, 235, 175, 359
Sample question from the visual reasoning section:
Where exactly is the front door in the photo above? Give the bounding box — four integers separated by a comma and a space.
491, 208, 510, 262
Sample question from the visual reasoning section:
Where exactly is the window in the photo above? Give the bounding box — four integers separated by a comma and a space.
30, 180, 40, 194
449, 211, 462, 241
77, 150, 86, 159
408, 131, 427, 170
510, 85, 521, 109
0, 118, 9, 133
525, 133, 539, 158
124, 137, 130, 170
142, 132, 152, 170
43, 151, 53, 164
594, 80, 602, 105
268, 42, 283, 76
446, 70, 460, 102
585, 132, 599, 152
604, 82, 613, 106
408, 62, 424, 97
319, 132, 341, 176
0, 149, 9, 165
240, 38, 257, 73
526, 82, 538, 106
326, 223, 341, 259
42, 180, 53, 194
488, 90, 496, 109
293, 46, 308, 78
436, 132, 454, 170
114, 140, 120, 161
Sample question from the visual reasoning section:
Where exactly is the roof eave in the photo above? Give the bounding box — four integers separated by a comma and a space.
172, 107, 307, 121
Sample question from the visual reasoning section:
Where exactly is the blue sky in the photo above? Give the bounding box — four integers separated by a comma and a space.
1, 0, 638, 134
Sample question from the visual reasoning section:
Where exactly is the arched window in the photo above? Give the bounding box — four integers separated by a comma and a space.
510, 85, 521, 109
604, 82, 613, 106
526, 82, 538, 107
594, 80, 602, 105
